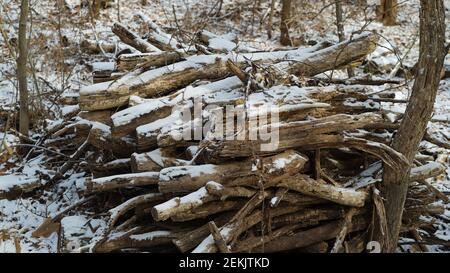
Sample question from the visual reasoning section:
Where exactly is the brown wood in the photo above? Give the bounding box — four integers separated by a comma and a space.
377, 0, 446, 252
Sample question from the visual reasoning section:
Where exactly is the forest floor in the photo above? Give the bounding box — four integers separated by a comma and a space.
0, 0, 450, 252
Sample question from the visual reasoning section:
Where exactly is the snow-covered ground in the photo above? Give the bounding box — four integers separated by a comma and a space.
0, 0, 449, 252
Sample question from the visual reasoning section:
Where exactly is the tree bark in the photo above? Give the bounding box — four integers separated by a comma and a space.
335, 0, 354, 77
17, 0, 29, 137
378, 0, 398, 26
377, 0, 446, 252
280, 0, 292, 46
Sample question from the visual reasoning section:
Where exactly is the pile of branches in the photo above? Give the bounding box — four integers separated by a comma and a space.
7, 14, 449, 253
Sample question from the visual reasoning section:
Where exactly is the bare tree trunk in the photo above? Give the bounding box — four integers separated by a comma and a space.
117, 0, 121, 22
267, 0, 275, 39
17, 0, 29, 137
335, 0, 354, 77
378, 0, 398, 26
376, 0, 446, 252
280, 0, 292, 46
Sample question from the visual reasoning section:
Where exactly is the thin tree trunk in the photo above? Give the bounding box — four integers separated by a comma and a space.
335, 0, 354, 78
376, 0, 446, 252
378, 0, 397, 26
267, 0, 275, 39
280, 0, 292, 46
17, 0, 29, 137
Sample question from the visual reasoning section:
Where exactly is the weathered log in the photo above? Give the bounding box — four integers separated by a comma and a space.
85, 171, 159, 193
116, 51, 186, 71
330, 208, 358, 252
135, 12, 188, 51
152, 186, 217, 221
92, 158, 131, 177
95, 229, 175, 252
131, 148, 189, 172
254, 216, 369, 252
78, 110, 112, 126
172, 213, 233, 252
279, 174, 368, 207
198, 30, 258, 53
0, 175, 42, 200
80, 39, 117, 54
158, 150, 308, 193
192, 200, 303, 253
170, 200, 245, 222
208, 221, 231, 253
286, 32, 378, 77
77, 41, 338, 111
112, 23, 161, 53
203, 134, 409, 172
409, 162, 446, 182
111, 76, 242, 138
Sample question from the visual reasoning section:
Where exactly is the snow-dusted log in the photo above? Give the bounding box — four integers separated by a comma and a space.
135, 12, 188, 52
0, 175, 42, 200
152, 186, 216, 221
84, 120, 136, 157
204, 134, 408, 172
158, 150, 309, 193
278, 174, 368, 207
79, 37, 370, 111
116, 51, 187, 71
92, 158, 131, 177
130, 148, 189, 172
286, 32, 378, 77
111, 76, 242, 138
170, 200, 246, 222
409, 162, 446, 182
112, 23, 161, 53
78, 110, 112, 126
94, 229, 175, 252
85, 171, 159, 193
198, 30, 258, 53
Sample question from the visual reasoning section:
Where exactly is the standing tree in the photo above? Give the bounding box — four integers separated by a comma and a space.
376, 0, 446, 252
377, 0, 398, 26
335, 0, 354, 77
17, 0, 29, 137
280, 0, 292, 46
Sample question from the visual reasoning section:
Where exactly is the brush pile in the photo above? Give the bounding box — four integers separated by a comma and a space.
4, 15, 449, 253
